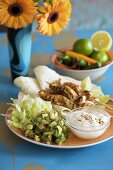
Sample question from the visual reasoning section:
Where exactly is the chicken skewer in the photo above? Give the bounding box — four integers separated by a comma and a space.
49, 83, 78, 102
39, 90, 75, 110
39, 80, 113, 112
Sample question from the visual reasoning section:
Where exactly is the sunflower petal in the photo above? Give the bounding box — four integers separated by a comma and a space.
36, 0, 71, 36
0, 0, 37, 29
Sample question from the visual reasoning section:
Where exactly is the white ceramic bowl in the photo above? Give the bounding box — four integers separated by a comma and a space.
50, 48, 113, 81
66, 108, 110, 139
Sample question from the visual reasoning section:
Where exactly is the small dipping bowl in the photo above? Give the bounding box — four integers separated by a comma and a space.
66, 108, 110, 139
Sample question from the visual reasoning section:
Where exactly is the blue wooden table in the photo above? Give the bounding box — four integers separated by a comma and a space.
0, 29, 113, 170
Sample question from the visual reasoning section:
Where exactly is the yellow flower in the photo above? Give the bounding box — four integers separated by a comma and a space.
0, 0, 37, 29
36, 0, 72, 36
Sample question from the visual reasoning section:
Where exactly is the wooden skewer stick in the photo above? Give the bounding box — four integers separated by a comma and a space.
0, 113, 11, 119
0, 113, 6, 117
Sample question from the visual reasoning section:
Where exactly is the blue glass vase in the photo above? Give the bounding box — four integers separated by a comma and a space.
7, 23, 32, 81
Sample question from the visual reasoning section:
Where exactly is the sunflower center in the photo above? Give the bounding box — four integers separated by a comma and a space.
48, 11, 59, 23
8, 3, 23, 16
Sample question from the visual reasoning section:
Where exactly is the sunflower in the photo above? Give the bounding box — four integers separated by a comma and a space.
0, 0, 37, 29
36, 0, 72, 36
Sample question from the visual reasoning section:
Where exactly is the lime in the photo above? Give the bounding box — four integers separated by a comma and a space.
91, 31, 112, 52
78, 59, 87, 68
90, 51, 109, 65
81, 76, 92, 91
61, 55, 72, 65
99, 95, 109, 104
73, 39, 93, 56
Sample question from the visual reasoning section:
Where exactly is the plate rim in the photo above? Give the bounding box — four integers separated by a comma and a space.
5, 101, 113, 149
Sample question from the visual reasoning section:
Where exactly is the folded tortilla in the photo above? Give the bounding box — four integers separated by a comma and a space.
60, 75, 81, 85
14, 76, 40, 97
34, 65, 60, 89
18, 91, 27, 101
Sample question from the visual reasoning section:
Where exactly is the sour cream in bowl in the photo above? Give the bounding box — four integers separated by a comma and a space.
66, 108, 111, 139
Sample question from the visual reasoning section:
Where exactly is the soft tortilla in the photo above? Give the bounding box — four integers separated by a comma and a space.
34, 65, 60, 89
18, 91, 27, 101
14, 76, 40, 97
60, 75, 81, 85
34, 65, 81, 89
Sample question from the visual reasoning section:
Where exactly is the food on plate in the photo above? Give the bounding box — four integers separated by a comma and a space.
53, 105, 71, 118
81, 77, 109, 103
10, 66, 111, 144
8, 96, 67, 145
66, 108, 110, 139
55, 31, 112, 70
81, 76, 92, 91
14, 77, 40, 97
38, 76, 109, 110
91, 31, 112, 52
34, 66, 80, 88
39, 91, 75, 110
18, 91, 71, 118
49, 82, 78, 101
14, 66, 109, 111
34, 65, 60, 89
63, 82, 82, 95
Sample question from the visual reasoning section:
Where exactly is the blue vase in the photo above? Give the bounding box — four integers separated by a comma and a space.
7, 23, 32, 81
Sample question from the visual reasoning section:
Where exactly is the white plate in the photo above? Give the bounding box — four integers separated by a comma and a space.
5, 101, 113, 149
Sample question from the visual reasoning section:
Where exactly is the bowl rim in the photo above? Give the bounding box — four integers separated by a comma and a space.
66, 108, 111, 132
50, 47, 113, 73
67, 122, 110, 132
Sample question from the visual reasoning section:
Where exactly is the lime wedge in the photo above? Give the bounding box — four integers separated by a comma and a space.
99, 95, 109, 104
91, 86, 104, 98
81, 76, 92, 91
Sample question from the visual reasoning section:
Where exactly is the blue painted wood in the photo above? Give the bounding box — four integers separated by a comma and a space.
7, 24, 32, 81
0, 29, 113, 170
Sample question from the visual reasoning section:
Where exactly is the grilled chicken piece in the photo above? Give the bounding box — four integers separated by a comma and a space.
74, 95, 86, 107
39, 91, 75, 109
83, 90, 95, 101
49, 83, 78, 102
50, 79, 61, 86
63, 85, 78, 101
64, 82, 82, 95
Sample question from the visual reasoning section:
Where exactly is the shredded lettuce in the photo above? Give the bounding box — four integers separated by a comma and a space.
8, 96, 67, 144
9, 96, 53, 128
81, 76, 109, 103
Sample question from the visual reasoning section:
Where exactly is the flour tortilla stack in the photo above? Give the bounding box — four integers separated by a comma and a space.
60, 75, 80, 85
14, 66, 81, 115
14, 76, 40, 97
18, 91, 27, 101
34, 65, 60, 89
34, 65, 81, 89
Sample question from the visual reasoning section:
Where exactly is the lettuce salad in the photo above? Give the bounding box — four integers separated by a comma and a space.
8, 96, 67, 145
81, 76, 109, 103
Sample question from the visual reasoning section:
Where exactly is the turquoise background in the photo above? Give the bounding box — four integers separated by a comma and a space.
0, 29, 113, 170
0, 0, 113, 168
